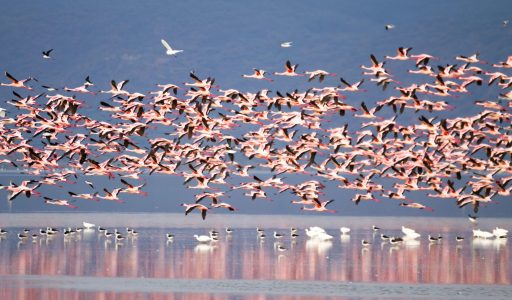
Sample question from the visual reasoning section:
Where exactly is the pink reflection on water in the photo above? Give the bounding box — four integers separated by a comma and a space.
0, 228, 510, 299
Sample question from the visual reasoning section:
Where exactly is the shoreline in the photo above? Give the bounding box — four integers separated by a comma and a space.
0, 212, 510, 230
0, 275, 510, 298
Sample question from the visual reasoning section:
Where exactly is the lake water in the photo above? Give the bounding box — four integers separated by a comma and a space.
0, 213, 511, 299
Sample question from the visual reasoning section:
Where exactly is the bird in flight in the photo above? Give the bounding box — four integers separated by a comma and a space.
42, 49, 53, 59
280, 41, 293, 48
161, 39, 183, 56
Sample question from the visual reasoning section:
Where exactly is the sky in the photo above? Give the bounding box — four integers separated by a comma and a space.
0, 0, 511, 217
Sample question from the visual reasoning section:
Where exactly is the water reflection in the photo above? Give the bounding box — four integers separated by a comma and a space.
0, 227, 509, 286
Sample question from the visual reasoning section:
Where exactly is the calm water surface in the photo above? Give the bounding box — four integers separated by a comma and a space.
0, 213, 511, 299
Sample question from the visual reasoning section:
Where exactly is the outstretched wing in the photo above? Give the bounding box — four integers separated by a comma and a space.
161, 39, 172, 51
5, 72, 18, 83
340, 77, 351, 87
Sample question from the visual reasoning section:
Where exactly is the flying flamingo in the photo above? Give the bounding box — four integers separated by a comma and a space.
302, 198, 336, 213
274, 60, 303, 77
97, 188, 124, 203
304, 70, 336, 82
43, 197, 77, 209
182, 203, 209, 220
338, 77, 365, 92
242, 69, 273, 82
399, 202, 433, 211
1, 72, 34, 90
385, 47, 413, 60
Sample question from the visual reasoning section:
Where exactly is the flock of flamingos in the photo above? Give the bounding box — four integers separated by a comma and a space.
0, 47, 511, 220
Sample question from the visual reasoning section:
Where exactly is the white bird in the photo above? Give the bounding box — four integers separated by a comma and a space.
305, 227, 327, 238
83, 222, 95, 229
194, 234, 214, 243
385, 24, 395, 30
280, 41, 292, 48
340, 227, 351, 235
305, 228, 319, 238
304, 227, 332, 240
308, 226, 326, 233
0, 108, 6, 118
403, 231, 421, 240
401, 226, 417, 236
315, 232, 334, 241
161, 39, 183, 56
473, 229, 494, 239
493, 227, 508, 237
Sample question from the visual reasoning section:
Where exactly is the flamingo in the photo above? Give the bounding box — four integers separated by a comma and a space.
304, 70, 336, 82
43, 197, 77, 209
64, 84, 95, 95
274, 60, 303, 77
119, 179, 147, 196
211, 202, 237, 211
182, 203, 209, 220
399, 202, 433, 211
492, 55, 512, 68
1, 72, 34, 90
242, 69, 273, 82
338, 78, 365, 92
100, 80, 130, 96
301, 198, 336, 213
410, 53, 438, 66
385, 47, 413, 60
354, 101, 382, 119
68, 191, 99, 201
456, 53, 486, 64
361, 54, 386, 75
97, 188, 123, 203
